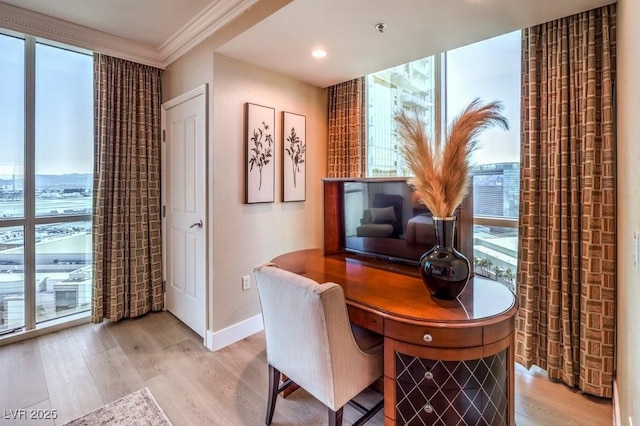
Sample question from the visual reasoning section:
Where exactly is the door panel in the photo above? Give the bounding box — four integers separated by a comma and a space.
162, 87, 206, 338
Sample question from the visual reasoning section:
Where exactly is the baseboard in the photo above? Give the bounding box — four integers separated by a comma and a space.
205, 314, 263, 351
613, 379, 621, 426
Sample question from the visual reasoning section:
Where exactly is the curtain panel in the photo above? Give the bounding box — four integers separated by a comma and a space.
92, 54, 164, 323
516, 4, 616, 398
327, 77, 367, 178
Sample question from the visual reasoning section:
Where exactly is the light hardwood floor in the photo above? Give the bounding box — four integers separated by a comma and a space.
0, 311, 613, 425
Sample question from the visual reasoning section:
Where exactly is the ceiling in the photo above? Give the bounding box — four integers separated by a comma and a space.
0, 0, 616, 87
218, 0, 616, 87
0, 0, 215, 48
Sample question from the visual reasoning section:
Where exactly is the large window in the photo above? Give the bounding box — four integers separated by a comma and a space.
0, 32, 93, 335
366, 57, 438, 176
366, 31, 521, 291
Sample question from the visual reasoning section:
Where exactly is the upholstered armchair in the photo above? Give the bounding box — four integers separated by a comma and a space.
254, 263, 384, 426
355, 193, 404, 238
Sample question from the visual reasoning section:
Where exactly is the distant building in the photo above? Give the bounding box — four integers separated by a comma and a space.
0, 230, 91, 331
469, 162, 520, 292
366, 58, 437, 177
471, 162, 520, 218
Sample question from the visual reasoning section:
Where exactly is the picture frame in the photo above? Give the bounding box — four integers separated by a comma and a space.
282, 112, 306, 202
245, 103, 275, 203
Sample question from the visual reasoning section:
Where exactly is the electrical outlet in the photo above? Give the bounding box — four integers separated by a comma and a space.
242, 275, 251, 290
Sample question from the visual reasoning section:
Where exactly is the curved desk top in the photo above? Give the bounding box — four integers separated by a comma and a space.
272, 248, 517, 329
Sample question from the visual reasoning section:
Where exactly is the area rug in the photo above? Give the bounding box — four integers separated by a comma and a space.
63, 387, 173, 426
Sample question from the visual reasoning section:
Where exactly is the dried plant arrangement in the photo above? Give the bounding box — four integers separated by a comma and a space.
395, 98, 509, 218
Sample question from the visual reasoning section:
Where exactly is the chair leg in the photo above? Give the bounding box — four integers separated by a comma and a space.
328, 407, 343, 426
266, 365, 280, 425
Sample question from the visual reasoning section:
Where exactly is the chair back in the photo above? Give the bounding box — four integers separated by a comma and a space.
254, 263, 357, 409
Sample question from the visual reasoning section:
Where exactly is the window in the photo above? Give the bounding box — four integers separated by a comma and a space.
446, 31, 521, 291
366, 31, 521, 291
366, 57, 438, 177
0, 32, 93, 335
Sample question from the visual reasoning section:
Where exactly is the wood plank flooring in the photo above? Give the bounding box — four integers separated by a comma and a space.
0, 311, 613, 425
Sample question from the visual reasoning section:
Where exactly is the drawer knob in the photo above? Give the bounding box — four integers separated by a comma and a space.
423, 333, 433, 343
424, 371, 434, 380
423, 403, 433, 414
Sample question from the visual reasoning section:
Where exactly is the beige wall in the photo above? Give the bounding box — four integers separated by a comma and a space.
616, 0, 640, 423
163, 43, 328, 334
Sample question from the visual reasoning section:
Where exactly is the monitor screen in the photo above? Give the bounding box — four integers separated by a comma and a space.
342, 180, 434, 265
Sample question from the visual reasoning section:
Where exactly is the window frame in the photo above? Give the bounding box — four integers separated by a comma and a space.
364, 32, 521, 290
0, 30, 93, 334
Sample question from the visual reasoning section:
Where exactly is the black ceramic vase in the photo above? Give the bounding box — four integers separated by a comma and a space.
419, 216, 470, 300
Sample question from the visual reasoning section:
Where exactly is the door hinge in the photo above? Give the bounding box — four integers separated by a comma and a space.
162, 205, 166, 218
162, 280, 166, 292
162, 129, 165, 142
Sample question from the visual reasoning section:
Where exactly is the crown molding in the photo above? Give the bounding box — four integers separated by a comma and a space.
159, 0, 259, 65
0, 2, 162, 67
0, 0, 258, 69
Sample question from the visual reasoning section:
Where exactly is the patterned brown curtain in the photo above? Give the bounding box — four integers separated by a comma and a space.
516, 4, 616, 398
327, 77, 367, 177
92, 54, 164, 323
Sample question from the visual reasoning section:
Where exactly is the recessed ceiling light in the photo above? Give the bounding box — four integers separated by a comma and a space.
312, 49, 327, 58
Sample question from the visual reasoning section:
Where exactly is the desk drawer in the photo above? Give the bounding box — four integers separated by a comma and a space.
395, 352, 488, 390
347, 306, 384, 334
396, 384, 483, 425
385, 319, 482, 348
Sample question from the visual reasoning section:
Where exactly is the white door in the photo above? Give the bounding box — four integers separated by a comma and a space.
161, 85, 207, 338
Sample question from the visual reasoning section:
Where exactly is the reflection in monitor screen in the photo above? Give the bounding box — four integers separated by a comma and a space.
342, 180, 435, 265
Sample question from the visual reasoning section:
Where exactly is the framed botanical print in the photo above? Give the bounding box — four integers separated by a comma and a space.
245, 103, 275, 203
282, 111, 306, 202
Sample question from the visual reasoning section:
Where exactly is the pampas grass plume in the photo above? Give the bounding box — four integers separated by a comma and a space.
396, 98, 508, 217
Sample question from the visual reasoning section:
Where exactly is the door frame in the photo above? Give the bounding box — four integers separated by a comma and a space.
160, 83, 209, 345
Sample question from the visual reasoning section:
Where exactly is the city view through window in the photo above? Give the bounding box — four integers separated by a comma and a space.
0, 33, 93, 335
366, 31, 521, 292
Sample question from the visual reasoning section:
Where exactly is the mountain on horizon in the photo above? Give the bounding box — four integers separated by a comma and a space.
0, 173, 92, 190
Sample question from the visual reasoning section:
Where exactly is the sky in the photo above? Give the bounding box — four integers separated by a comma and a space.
446, 30, 521, 165
0, 33, 93, 177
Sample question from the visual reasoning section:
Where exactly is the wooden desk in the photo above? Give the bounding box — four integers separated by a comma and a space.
272, 248, 517, 426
